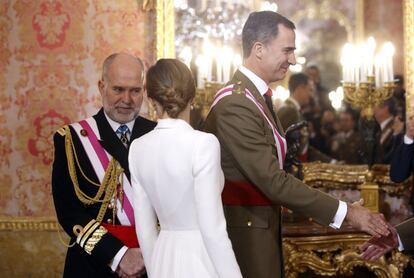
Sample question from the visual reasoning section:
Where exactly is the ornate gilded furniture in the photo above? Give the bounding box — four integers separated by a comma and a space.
282, 162, 413, 277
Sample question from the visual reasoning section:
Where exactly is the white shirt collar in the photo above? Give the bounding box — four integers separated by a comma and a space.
239, 66, 269, 96
287, 97, 301, 111
380, 116, 393, 131
155, 118, 193, 130
104, 111, 135, 133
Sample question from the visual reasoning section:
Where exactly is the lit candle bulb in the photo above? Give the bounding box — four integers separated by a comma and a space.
360, 43, 368, 82
374, 54, 382, 88
341, 43, 353, 82
196, 55, 206, 89
202, 38, 213, 82
366, 37, 376, 77
222, 46, 233, 82
382, 42, 395, 82
179, 46, 192, 69
215, 47, 223, 83
232, 53, 242, 74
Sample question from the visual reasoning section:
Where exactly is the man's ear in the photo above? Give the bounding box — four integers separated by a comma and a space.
98, 79, 105, 96
252, 42, 264, 60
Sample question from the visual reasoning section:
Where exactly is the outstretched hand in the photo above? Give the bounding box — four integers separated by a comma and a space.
360, 218, 398, 261
345, 199, 390, 237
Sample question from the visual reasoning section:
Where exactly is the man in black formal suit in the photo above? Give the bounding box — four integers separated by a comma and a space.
390, 114, 414, 214
374, 98, 397, 163
52, 53, 156, 278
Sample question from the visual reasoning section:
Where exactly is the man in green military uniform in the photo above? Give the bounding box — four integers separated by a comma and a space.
277, 72, 331, 162
204, 11, 390, 278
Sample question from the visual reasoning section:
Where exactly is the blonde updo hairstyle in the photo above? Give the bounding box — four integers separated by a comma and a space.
146, 59, 196, 118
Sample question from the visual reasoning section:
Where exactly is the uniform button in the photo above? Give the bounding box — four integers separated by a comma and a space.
247, 220, 252, 227
107, 219, 112, 224
108, 203, 113, 209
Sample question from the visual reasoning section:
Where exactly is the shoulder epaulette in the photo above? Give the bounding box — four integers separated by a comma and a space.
57, 125, 68, 136
232, 81, 243, 95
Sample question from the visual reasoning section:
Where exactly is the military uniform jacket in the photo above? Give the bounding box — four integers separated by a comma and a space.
52, 108, 156, 277
204, 70, 340, 278
330, 131, 365, 164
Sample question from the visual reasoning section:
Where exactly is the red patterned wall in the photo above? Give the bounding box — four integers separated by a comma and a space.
0, 0, 155, 217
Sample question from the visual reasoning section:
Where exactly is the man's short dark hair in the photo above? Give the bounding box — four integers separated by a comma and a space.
242, 11, 295, 59
341, 108, 358, 124
306, 65, 320, 72
288, 73, 309, 93
381, 98, 397, 116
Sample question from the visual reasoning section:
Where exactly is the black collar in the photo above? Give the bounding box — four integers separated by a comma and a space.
93, 109, 157, 179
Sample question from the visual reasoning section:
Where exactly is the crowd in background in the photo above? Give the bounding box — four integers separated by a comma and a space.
286, 66, 407, 165
189, 65, 407, 166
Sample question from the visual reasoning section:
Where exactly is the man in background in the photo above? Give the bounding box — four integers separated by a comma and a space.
278, 72, 331, 162
278, 73, 312, 130
305, 65, 332, 112
330, 109, 365, 164
374, 98, 398, 163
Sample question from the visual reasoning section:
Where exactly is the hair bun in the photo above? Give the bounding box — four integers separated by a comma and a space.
146, 59, 196, 118
162, 87, 187, 118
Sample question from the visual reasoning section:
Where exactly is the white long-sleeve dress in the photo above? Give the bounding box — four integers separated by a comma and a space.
128, 118, 242, 278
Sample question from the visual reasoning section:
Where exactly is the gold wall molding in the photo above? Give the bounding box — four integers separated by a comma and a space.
302, 162, 412, 197
0, 216, 59, 231
156, 0, 175, 59
404, 0, 414, 116
283, 234, 411, 278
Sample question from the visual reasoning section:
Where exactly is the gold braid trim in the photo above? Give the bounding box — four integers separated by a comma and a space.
59, 124, 126, 227
95, 162, 124, 223
84, 226, 108, 255
76, 219, 98, 245
62, 125, 124, 223
56, 126, 124, 249
80, 221, 100, 248
57, 127, 67, 136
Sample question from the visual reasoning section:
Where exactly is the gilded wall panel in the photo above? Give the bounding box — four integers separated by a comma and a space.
404, 0, 414, 116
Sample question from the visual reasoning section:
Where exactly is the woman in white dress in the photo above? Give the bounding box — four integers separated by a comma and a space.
129, 59, 242, 278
